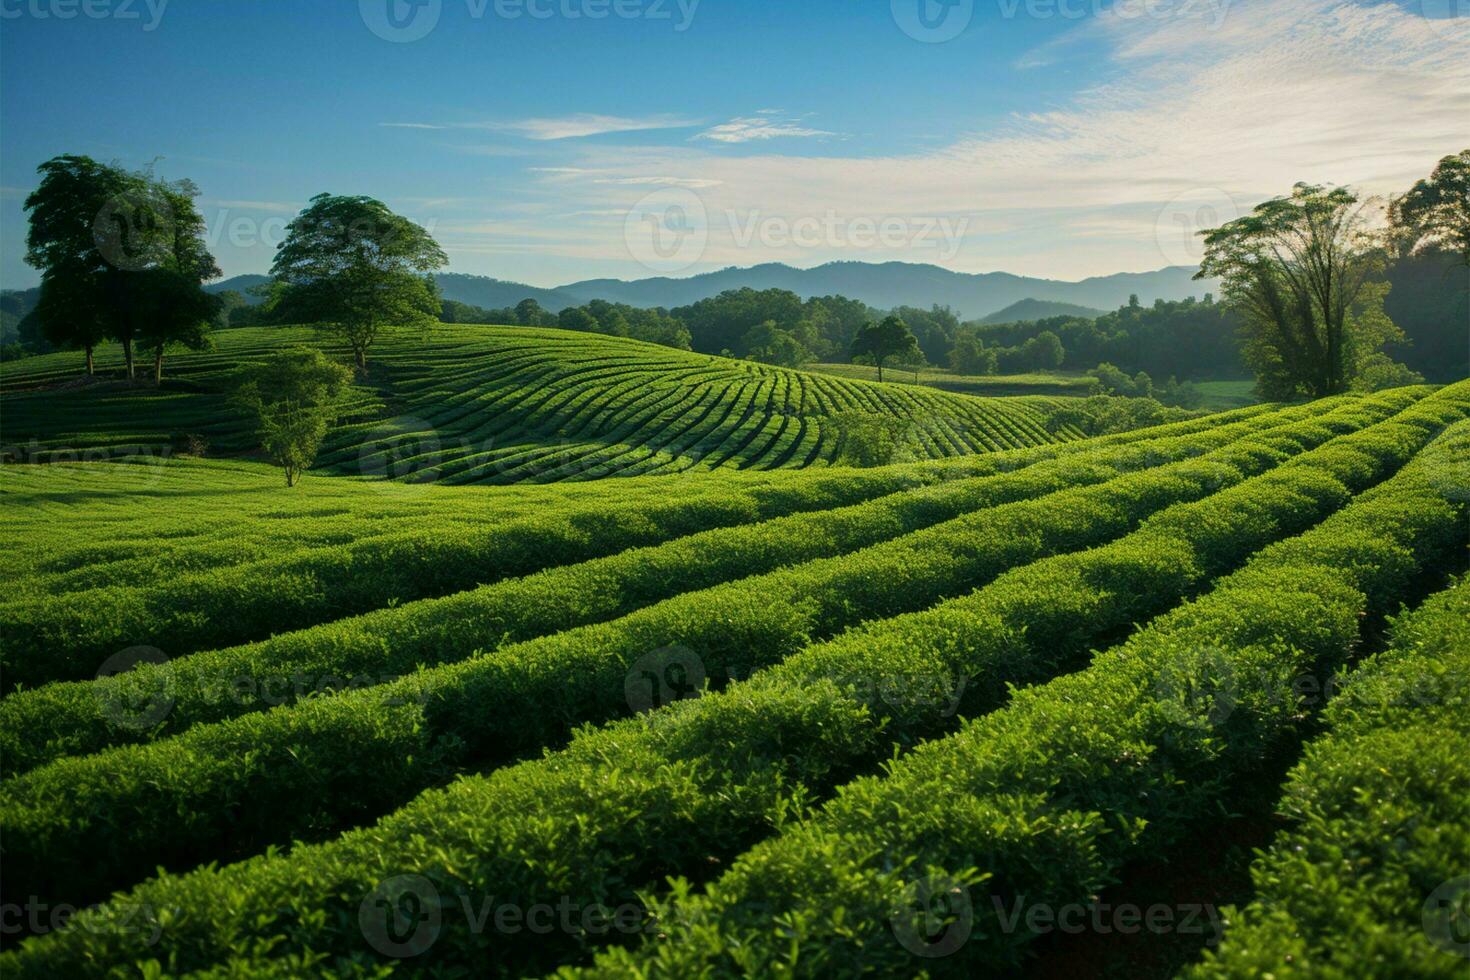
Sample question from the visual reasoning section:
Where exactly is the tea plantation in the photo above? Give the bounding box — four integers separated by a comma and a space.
1, 347, 1466, 977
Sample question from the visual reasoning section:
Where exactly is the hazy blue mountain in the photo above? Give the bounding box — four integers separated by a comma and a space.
555, 262, 1214, 320
978, 298, 1107, 324
194, 262, 1215, 320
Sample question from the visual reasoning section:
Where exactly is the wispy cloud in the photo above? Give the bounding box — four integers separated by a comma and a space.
383, 114, 700, 140
523, 1, 1469, 277
696, 111, 836, 143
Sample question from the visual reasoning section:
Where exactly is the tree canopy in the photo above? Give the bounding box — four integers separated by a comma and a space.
232, 346, 355, 486
1198, 183, 1402, 399
24, 155, 220, 379
849, 315, 921, 382
270, 194, 447, 368
1391, 149, 1470, 265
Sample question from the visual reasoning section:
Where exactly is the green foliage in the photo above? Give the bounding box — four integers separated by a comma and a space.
970, 294, 1243, 379
850, 315, 921, 382
1, 325, 1082, 475
270, 194, 447, 367
1391, 148, 1470, 265
828, 410, 913, 466
22, 155, 221, 379
231, 346, 354, 486
1199, 183, 1395, 399
1190, 575, 1470, 977
7, 388, 1465, 977
0, 403, 1309, 899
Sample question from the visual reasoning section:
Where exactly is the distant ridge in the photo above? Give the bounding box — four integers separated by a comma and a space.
978, 298, 1106, 324
203, 261, 1216, 320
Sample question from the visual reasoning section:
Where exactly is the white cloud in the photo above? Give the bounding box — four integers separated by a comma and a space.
381, 114, 699, 140
520, 0, 1469, 278
696, 111, 836, 143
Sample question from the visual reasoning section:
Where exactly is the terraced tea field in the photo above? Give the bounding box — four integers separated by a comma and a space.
1, 370, 1466, 978
1, 325, 1091, 483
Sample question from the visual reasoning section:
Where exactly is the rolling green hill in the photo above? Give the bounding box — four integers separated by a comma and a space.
1, 382, 1466, 979
0, 324, 1091, 483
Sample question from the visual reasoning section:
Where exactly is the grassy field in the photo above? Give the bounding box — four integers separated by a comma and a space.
1195, 378, 1259, 410
807, 360, 1100, 396
1, 325, 1102, 483
1, 367, 1466, 977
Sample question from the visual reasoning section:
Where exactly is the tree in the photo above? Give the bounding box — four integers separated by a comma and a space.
134, 268, 223, 383
23, 156, 131, 376
742, 320, 810, 367
271, 194, 447, 368
133, 179, 222, 383
1021, 329, 1064, 370
24, 156, 221, 380
828, 411, 912, 467
850, 315, 920, 382
232, 346, 354, 486
558, 306, 599, 333
1391, 149, 1470, 265
1198, 183, 1389, 399
33, 266, 108, 374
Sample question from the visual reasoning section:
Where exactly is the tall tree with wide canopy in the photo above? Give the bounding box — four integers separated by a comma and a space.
1197, 183, 1393, 399
24, 156, 131, 375
849, 315, 920, 382
24, 156, 220, 379
271, 194, 447, 368
1391, 149, 1470, 265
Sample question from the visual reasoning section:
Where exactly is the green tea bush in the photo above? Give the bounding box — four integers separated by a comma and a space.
0, 391, 1449, 948
1186, 577, 1470, 978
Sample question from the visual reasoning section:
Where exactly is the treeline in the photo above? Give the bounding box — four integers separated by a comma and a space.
958, 294, 1243, 379
440, 296, 692, 350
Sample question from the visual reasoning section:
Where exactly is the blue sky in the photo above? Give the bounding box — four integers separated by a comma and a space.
2, 0, 1467, 288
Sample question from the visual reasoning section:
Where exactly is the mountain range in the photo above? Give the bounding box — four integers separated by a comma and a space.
202, 261, 1216, 322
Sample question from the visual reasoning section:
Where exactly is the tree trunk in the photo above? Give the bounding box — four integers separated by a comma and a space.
123, 337, 135, 380
85, 346, 95, 376
154, 349, 164, 386
876, 359, 884, 383
355, 347, 367, 370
